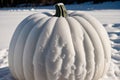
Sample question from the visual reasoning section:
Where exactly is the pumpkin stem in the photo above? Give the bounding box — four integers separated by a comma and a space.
54, 3, 67, 17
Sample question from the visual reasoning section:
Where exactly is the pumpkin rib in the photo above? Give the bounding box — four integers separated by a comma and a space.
76, 12, 111, 61
67, 16, 95, 80
13, 16, 46, 80
45, 28, 63, 80
78, 13, 111, 77
45, 19, 62, 80
44, 19, 64, 80
70, 12, 111, 77
8, 13, 47, 80
72, 16, 95, 80
66, 17, 87, 80
83, 33, 95, 80
74, 16, 105, 80
33, 17, 58, 80
59, 17, 75, 80
45, 17, 76, 80
23, 17, 50, 80
73, 16, 105, 80
61, 18, 76, 80
9, 15, 32, 80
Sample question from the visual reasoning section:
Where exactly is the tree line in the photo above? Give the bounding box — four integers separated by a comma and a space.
0, 0, 117, 7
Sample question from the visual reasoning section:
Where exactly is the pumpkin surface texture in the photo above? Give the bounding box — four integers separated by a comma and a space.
8, 3, 111, 80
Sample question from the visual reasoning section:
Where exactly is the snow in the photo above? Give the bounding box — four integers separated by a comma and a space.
0, 1, 120, 80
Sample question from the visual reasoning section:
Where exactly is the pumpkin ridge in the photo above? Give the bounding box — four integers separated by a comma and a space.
45, 17, 76, 80
69, 17, 95, 80
45, 36, 64, 80
33, 17, 58, 80
61, 18, 76, 79
44, 18, 66, 80
39, 19, 57, 80
66, 17, 87, 80
13, 16, 46, 80
75, 16, 102, 80
73, 16, 105, 80
76, 13, 111, 77
23, 17, 50, 80
74, 14, 108, 78
9, 17, 32, 80
61, 18, 76, 80
8, 13, 45, 79
70, 12, 111, 77
83, 33, 95, 80
45, 18, 63, 80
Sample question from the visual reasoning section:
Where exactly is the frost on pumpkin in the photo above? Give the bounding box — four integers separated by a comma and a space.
45, 18, 76, 80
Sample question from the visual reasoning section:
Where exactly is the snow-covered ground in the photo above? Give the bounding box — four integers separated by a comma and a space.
0, 1, 120, 80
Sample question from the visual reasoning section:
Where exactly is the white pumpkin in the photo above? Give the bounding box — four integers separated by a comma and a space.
8, 3, 111, 80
